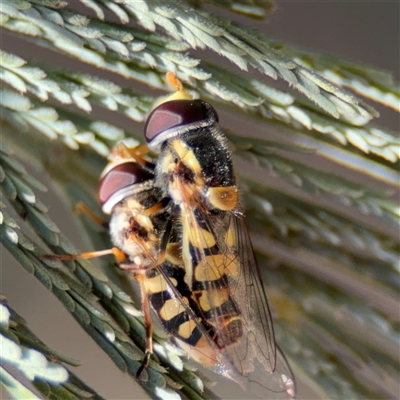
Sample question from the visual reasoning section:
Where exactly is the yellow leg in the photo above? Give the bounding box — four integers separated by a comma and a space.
129, 223, 172, 377
166, 71, 184, 91
143, 201, 166, 217
75, 201, 108, 227
131, 144, 150, 157
42, 247, 126, 263
111, 143, 151, 168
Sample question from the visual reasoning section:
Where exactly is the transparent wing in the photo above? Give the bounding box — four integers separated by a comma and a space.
176, 183, 295, 398
229, 214, 295, 398
229, 214, 276, 371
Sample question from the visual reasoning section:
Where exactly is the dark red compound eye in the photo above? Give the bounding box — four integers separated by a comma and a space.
98, 162, 152, 205
144, 99, 218, 145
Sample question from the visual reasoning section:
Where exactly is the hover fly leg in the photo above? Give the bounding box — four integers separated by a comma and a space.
117, 247, 168, 379
113, 142, 152, 168
135, 273, 153, 378
130, 144, 150, 157
143, 198, 170, 217
131, 220, 172, 378
166, 71, 184, 92
42, 247, 127, 263
75, 201, 108, 228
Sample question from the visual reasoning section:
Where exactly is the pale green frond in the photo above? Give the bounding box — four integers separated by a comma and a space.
243, 180, 398, 272
197, 65, 398, 163
0, 86, 132, 156
1, 332, 68, 384
1, 366, 42, 400
2, 48, 397, 173
1, 0, 380, 122
115, 1, 378, 120
0, 301, 107, 400
229, 121, 398, 186
253, 249, 399, 398
1, 49, 154, 120
273, 43, 400, 111
232, 140, 398, 226
185, 0, 276, 20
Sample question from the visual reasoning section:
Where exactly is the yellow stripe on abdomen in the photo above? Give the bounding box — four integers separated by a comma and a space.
198, 288, 230, 313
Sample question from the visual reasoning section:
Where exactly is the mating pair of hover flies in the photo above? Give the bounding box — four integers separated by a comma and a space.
45, 73, 295, 399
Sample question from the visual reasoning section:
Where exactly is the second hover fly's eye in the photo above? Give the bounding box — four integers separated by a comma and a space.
98, 162, 152, 206
144, 99, 219, 149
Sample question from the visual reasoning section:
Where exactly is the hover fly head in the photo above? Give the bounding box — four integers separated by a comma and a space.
98, 143, 153, 214
144, 73, 219, 151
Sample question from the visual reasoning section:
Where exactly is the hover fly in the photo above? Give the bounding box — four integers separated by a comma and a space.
43, 142, 173, 375
142, 73, 295, 398
43, 73, 295, 399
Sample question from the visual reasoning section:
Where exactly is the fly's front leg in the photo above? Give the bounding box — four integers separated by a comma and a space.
121, 250, 168, 379
123, 222, 171, 378
112, 142, 152, 169
75, 201, 108, 228
42, 247, 127, 263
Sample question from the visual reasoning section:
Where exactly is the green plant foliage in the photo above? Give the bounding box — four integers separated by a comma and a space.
1, 1, 399, 399
0, 299, 106, 399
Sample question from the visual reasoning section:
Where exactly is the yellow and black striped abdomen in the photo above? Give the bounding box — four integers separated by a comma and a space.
190, 244, 244, 349
144, 264, 216, 353
178, 199, 244, 350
